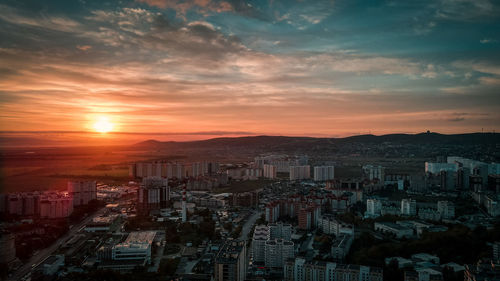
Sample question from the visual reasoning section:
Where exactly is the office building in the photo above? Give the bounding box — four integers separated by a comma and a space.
112, 231, 156, 265
314, 166, 335, 181
97, 231, 156, 271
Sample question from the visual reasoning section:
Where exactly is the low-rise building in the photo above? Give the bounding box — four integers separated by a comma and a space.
318, 215, 354, 236
331, 234, 353, 262
437, 201, 455, 219
374, 222, 413, 238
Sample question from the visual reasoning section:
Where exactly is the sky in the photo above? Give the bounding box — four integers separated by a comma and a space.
0, 0, 499, 143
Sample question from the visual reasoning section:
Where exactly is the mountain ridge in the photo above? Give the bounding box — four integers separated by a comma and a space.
133, 132, 500, 149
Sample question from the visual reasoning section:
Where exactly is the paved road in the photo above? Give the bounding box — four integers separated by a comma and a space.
8, 206, 110, 281
148, 232, 166, 273
239, 210, 262, 240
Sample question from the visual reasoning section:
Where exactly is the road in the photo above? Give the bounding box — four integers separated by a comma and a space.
239, 210, 262, 240
238, 210, 262, 271
148, 232, 166, 273
9, 206, 109, 281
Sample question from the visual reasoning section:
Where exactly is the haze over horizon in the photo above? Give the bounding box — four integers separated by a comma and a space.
1, 130, 499, 148
1, 0, 500, 142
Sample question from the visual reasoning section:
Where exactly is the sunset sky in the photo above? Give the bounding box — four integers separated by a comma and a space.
1, 0, 499, 143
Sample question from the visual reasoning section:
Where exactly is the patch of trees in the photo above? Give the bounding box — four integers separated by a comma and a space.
348, 224, 500, 267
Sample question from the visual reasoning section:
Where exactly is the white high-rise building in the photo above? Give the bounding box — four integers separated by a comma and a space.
290, 166, 310, 181
67, 181, 97, 207
252, 225, 269, 263
313, 166, 335, 181
190, 161, 219, 177
269, 222, 292, 240
265, 202, 280, 223
138, 177, 170, 214
39, 192, 73, 219
401, 199, 417, 216
362, 165, 385, 181
263, 164, 277, 179
366, 199, 382, 218
265, 238, 294, 268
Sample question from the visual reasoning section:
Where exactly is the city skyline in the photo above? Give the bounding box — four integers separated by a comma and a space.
1, 0, 499, 142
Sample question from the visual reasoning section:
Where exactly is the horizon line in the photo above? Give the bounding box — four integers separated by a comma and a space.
0, 130, 498, 138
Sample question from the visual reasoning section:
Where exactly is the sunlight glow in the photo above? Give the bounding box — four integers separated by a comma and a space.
93, 116, 114, 133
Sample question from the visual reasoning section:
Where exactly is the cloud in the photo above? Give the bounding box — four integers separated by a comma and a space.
480, 38, 498, 44
76, 45, 92, 51
435, 0, 497, 20
413, 20, 436, 35
0, 3, 499, 136
479, 77, 500, 85
136, 0, 233, 17
0, 4, 81, 33
447, 117, 465, 122
421, 64, 437, 78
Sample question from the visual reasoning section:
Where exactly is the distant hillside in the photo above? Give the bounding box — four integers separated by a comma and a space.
133, 132, 500, 150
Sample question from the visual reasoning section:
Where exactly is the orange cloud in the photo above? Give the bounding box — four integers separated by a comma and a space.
76, 45, 92, 51
136, 0, 233, 16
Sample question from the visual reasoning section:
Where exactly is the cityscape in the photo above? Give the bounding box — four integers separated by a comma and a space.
1, 1, 500, 281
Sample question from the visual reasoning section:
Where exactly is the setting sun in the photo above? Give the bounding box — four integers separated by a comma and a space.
93, 117, 114, 133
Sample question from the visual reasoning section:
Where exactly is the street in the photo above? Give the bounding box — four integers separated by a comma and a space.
8, 204, 111, 281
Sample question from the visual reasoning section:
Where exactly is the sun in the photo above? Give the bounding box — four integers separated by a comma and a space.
93, 116, 114, 133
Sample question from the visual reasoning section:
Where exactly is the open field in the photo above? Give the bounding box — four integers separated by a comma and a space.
0, 146, 149, 193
